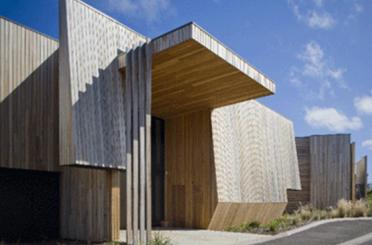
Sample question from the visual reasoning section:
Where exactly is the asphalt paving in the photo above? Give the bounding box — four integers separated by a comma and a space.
259, 220, 372, 245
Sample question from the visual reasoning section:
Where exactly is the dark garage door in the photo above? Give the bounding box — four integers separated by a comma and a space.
0, 168, 59, 242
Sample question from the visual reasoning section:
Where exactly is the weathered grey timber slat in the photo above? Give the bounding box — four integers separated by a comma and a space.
356, 156, 368, 199
0, 17, 59, 172
59, 0, 147, 168
125, 44, 152, 245
125, 51, 133, 244
145, 43, 153, 242
310, 134, 352, 208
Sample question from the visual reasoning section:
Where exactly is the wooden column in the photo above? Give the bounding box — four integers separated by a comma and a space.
125, 43, 152, 245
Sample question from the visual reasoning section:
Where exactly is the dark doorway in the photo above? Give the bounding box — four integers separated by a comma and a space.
0, 168, 59, 242
152, 117, 165, 226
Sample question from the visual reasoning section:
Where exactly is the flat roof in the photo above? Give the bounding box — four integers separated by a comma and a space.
120, 22, 276, 118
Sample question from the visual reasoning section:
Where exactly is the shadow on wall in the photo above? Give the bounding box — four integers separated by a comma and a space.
0, 51, 60, 242
0, 50, 59, 171
69, 53, 127, 168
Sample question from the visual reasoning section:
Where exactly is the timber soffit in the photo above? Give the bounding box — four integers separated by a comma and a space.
119, 22, 276, 95
150, 22, 276, 94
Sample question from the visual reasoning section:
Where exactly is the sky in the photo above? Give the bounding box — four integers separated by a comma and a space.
1, 0, 372, 182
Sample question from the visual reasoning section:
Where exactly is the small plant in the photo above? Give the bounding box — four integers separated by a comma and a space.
298, 205, 312, 220
150, 232, 172, 245
329, 208, 339, 218
337, 199, 352, 217
351, 200, 368, 217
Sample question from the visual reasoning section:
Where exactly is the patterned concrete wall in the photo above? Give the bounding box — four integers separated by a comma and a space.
59, 0, 147, 168
211, 100, 301, 203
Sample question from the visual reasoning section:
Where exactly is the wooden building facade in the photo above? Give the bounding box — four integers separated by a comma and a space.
0, 0, 307, 243
355, 156, 368, 199
287, 134, 355, 212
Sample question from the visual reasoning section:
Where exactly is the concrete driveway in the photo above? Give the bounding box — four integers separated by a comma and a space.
257, 220, 372, 245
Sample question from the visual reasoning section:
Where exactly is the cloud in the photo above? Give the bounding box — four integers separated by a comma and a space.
313, 0, 324, 7
354, 95, 372, 115
362, 140, 372, 150
290, 41, 347, 99
108, 0, 174, 23
346, 3, 364, 23
307, 11, 335, 29
288, 0, 336, 30
305, 107, 362, 132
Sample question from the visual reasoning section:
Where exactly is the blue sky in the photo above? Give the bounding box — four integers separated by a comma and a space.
1, 0, 372, 182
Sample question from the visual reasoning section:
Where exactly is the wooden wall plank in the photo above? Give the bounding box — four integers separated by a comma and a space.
60, 166, 120, 242
287, 137, 311, 212
208, 203, 287, 230
165, 109, 217, 229
125, 44, 152, 244
0, 17, 59, 172
351, 143, 356, 201
310, 135, 352, 208
356, 156, 368, 199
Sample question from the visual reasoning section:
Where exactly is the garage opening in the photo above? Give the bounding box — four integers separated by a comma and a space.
0, 168, 59, 242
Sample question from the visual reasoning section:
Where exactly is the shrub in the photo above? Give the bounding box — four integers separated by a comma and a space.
337, 199, 352, 217
329, 208, 340, 218
150, 232, 173, 245
311, 210, 328, 220
351, 200, 368, 217
298, 205, 312, 220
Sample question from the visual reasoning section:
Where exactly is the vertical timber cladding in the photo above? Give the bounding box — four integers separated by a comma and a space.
286, 137, 311, 212
59, 0, 147, 168
125, 44, 152, 244
210, 100, 300, 229
310, 134, 352, 208
164, 110, 217, 229
0, 17, 59, 172
60, 166, 120, 241
59, 0, 149, 243
356, 156, 368, 199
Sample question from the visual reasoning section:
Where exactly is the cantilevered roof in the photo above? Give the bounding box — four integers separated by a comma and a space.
120, 22, 275, 118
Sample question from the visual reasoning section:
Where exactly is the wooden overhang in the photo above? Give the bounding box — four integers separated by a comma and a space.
119, 22, 275, 118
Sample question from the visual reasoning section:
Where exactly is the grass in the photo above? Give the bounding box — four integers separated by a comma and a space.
149, 232, 173, 245
226, 198, 372, 235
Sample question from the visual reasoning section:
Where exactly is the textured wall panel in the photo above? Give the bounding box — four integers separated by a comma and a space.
0, 17, 59, 171
59, 0, 147, 168
211, 100, 301, 203
310, 135, 352, 208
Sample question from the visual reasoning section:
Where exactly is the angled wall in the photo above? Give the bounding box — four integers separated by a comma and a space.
0, 17, 59, 172
211, 100, 301, 203
59, 0, 147, 168
209, 100, 300, 229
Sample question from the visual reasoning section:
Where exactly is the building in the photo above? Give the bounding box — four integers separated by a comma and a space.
0, 0, 301, 243
355, 156, 368, 199
287, 134, 355, 212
